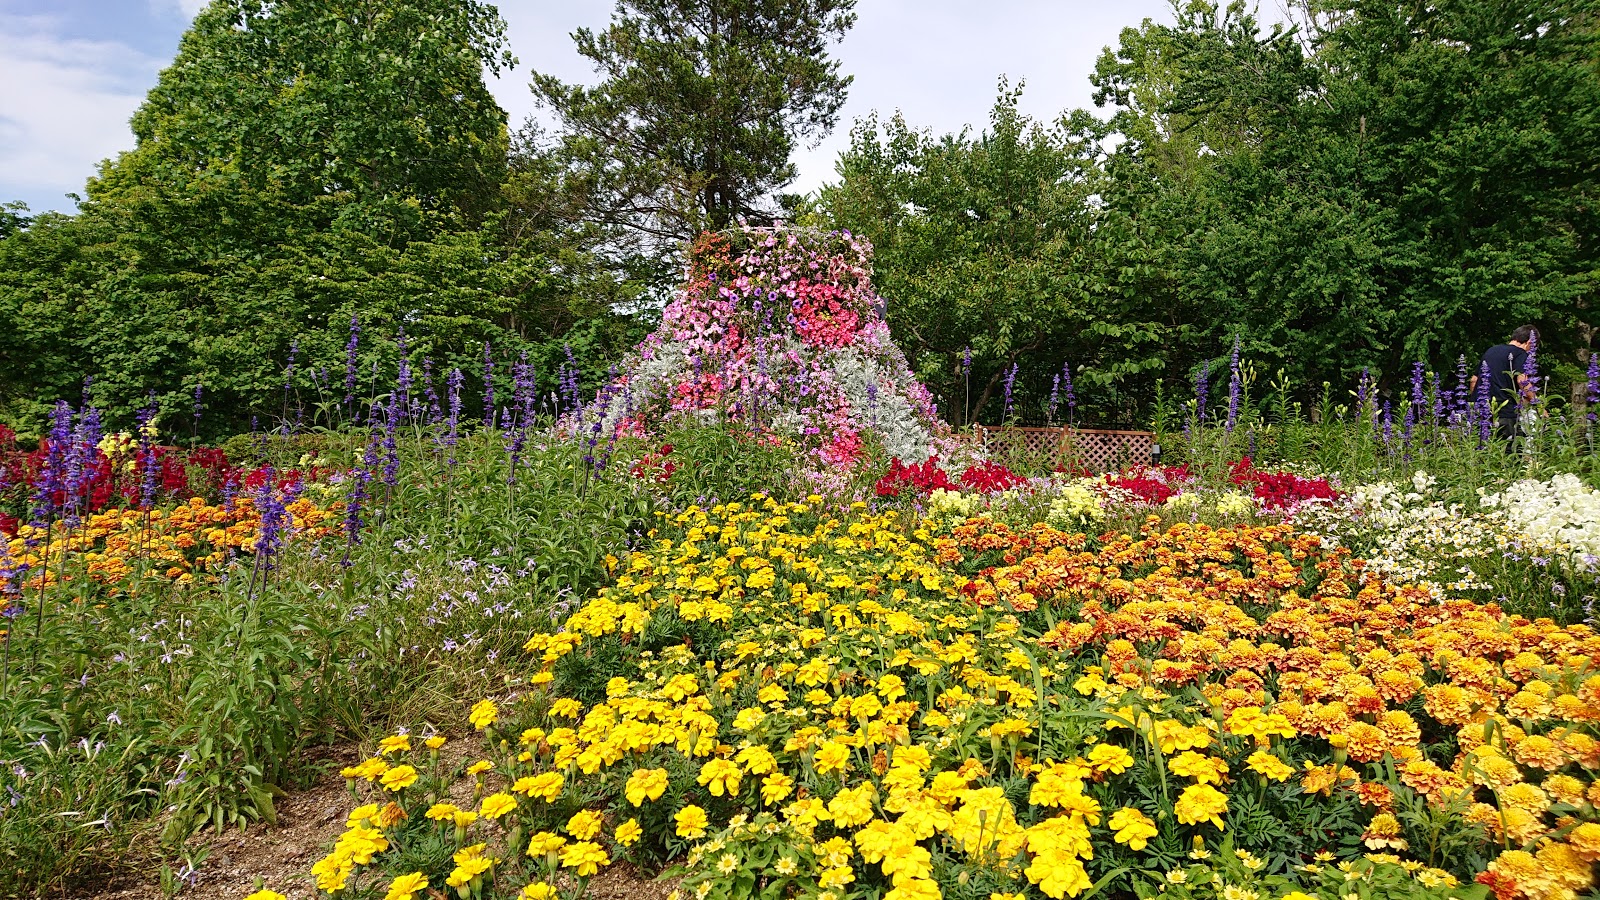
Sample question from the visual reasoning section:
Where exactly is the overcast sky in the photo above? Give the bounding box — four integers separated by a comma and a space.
0, 0, 1288, 215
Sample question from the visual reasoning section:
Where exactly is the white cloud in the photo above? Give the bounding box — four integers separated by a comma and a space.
147, 0, 207, 17
0, 13, 164, 209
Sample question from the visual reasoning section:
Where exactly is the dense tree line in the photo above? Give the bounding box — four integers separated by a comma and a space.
821, 0, 1600, 425
1, 0, 1595, 433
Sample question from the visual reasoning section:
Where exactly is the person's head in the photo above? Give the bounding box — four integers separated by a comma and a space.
1511, 324, 1538, 346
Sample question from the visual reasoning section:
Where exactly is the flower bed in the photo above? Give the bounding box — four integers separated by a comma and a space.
293, 497, 1600, 900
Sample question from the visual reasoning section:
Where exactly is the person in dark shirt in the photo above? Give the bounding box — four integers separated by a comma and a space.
1468, 324, 1537, 443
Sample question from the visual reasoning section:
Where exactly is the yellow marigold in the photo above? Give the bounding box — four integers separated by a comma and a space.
480, 792, 518, 820
1087, 742, 1134, 775
761, 772, 795, 805
567, 809, 604, 840
1246, 750, 1293, 782
466, 760, 494, 776
675, 804, 709, 839
1362, 813, 1406, 850
527, 831, 567, 858
698, 759, 742, 797
425, 803, 459, 821
615, 818, 643, 846
1569, 822, 1600, 862
826, 783, 876, 828
1108, 807, 1158, 851
378, 734, 411, 755
814, 741, 851, 775
1174, 783, 1228, 830
446, 855, 491, 888
885, 877, 943, 900
523, 884, 556, 900
425, 735, 447, 750
381, 872, 428, 900
379, 764, 418, 792
342, 757, 389, 782
346, 803, 379, 827
561, 840, 611, 877
1168, 752, 1229, 786
246, 892, 288, 900
469, 698, 499, 730
626, 768, 669, 806
517, 771, 564, 802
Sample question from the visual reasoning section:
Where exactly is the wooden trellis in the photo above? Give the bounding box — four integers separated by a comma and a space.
973, 426, 1157, 472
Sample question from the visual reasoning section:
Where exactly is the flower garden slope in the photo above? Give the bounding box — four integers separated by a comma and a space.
301, 499, 1600, 900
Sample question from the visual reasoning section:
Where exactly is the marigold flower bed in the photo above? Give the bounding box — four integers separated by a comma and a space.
308, 500, 1600, 900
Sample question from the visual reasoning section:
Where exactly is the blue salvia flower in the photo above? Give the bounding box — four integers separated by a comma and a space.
482, 342, 496, 425
381, 396, 401, 488
252, 467, 283, 559
395, 330, 412, 424
1062, 362, 1076, 422
1194, 362, 1209, 423
1047, 375, 1061, 425
1403, 361, 1423, 442
1454, 354, 1471, 425
1523, 330, 1540, 399
563, 344, 582, 416
1380, 400, 1394, 449
1587, 353, 1599, 424
343, 432, 379, 566
421, 357, 440, 426
136, 397, 160, 511
192, 383, 204, 435
343, 315, 360, 417
1429, 371, 1443, 427
1477, 361, 1493, 446
1225, 337, 1242, 433
962, 347, 972, 376
31, 402, 73, 527
1002, 363, 1018, 421
63, 406, 102, 525
445, 368, 463, 467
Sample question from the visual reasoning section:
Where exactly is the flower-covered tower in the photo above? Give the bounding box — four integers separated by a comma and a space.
584, 226, 956, 469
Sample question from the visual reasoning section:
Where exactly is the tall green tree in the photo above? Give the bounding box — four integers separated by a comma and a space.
91, 0, 515, 222
531, 0, 857, 254
820, 85, 1172, 426
0, 0, 648, 433
1088, 0, 1600, 399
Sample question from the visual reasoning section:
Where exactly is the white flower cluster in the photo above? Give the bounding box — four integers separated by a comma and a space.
1290, 470, 1600, 593
1479, 473, 1600, 565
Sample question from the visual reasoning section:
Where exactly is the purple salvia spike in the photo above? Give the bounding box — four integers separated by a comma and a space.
344, 315, 361, 418
445, 368, 463, 467
483, 342, 496, 425
1587, 352, 1599, 424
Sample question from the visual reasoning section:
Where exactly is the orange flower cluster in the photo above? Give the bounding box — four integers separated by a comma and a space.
3, 497, 336, 594
950, 516, 1600, 900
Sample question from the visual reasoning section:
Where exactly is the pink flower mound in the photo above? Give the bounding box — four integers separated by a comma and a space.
580, 226, 960, 471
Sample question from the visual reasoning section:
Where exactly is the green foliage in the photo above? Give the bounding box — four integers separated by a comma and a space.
0, 0, 646, 434
820, 83, 1181, 427
1088, 0, 1600, 396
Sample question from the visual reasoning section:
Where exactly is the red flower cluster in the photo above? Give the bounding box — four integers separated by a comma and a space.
957, 461, 1025, 494
631, 443, 677, 484
875, 458, 956, 498
1229, 457, 1339, 510
1104, 464, 1194, 505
